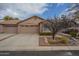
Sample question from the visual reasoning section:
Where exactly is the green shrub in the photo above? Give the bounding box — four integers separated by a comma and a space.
39, 32, 52, 35
63, 29, 78, 38
69, 31, 77, 38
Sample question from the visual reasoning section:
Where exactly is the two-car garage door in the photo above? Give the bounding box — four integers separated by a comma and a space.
3, 26, 17, 33
18, 25, 38, 33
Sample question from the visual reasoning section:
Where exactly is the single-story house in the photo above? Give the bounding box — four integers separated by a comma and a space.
0, 16, 50, 34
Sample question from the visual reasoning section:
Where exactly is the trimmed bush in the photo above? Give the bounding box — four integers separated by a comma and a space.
48, 40, 54, 44
39, 32, 52, 36
48, 36, 69, 44
59, 36, 69, 44
48, 40, 60, 44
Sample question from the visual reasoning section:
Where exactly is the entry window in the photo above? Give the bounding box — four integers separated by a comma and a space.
43, 24, 50, 32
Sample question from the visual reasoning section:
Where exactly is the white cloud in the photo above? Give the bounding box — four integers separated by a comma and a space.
0, 3, 48, 19
56, 3, 64, 7
58, 8, 69, 17
0, 8, 19, 18
13, 4, 48, 14
59, 4, 79, 19
58, 4, 78, 17
6, 9, 19, 16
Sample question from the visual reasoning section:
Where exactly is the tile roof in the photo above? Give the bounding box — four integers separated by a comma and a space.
0, 20, 21, 25
0, 16, 46, 25
19, 16, 45, 25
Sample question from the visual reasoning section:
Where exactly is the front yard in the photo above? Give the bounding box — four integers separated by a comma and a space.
39, 31, 79, 46
39, 35, 79, 46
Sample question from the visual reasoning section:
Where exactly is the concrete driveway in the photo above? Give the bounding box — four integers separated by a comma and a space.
0, 33, 15, 41
0, 33, 39, 51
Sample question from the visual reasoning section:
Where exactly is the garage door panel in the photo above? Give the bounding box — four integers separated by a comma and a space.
4, 26, 17, 33
19, 26, 38, 33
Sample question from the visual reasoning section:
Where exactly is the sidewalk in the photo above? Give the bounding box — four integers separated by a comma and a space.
0, 46, 79, 51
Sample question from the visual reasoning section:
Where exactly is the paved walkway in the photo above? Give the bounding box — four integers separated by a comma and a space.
0, 33, 79, 51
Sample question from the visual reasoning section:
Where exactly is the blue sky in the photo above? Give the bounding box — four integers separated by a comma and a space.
40, 3, 72, 19
0, 3, 76, 20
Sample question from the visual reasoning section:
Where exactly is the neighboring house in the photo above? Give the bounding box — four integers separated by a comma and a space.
0, 16, 49, 34
0, 20, 4, 33
0, 20, 20, 33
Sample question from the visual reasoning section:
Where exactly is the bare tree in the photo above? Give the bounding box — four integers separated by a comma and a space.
47, 16, 76, 40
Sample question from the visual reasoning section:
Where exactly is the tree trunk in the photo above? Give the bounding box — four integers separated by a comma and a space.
52, 33, 55, 40
52, 35, 55, 40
